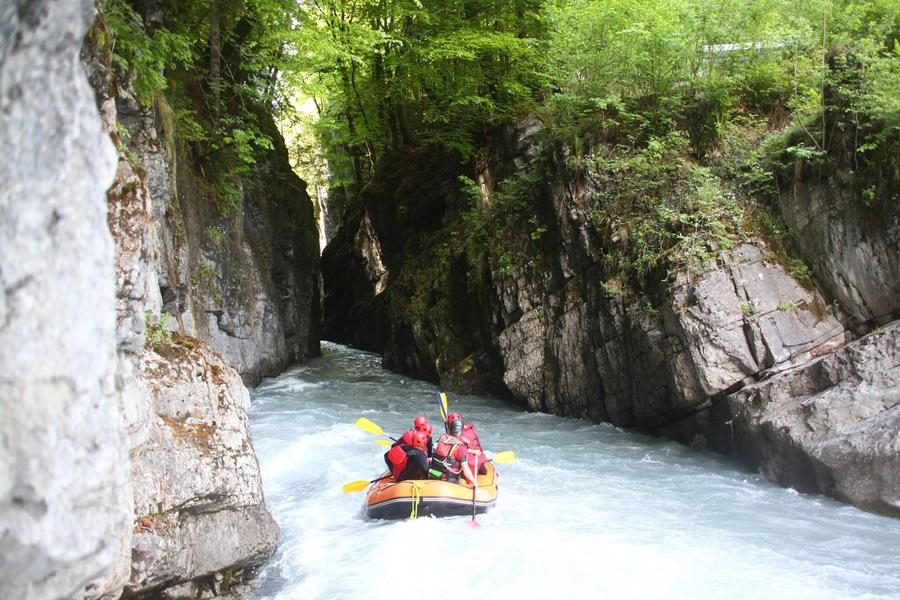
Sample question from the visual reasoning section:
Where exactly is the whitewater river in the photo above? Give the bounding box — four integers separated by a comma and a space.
242, 342, 900, 600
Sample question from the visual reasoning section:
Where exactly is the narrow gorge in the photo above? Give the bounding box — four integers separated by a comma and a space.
322, 114, 899, 515
1, 0, 897, 598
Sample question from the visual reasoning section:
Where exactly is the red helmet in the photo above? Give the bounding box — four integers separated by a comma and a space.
412, 431, 428, 450
413, 415, 429, 431
423, 423, 433, 437
447, 412, 462, 424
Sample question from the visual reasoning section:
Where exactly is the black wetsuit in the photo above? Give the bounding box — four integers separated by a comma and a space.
398, 447, 429, 481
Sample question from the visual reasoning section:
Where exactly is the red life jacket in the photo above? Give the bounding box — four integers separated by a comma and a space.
461, 423, 485, 473
386, 444, 408, 479
431, 433, 466, 477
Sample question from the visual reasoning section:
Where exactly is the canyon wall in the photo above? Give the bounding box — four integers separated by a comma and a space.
322, 117, 899, 516
1, 1, 322, 597
1, 2, 128, 598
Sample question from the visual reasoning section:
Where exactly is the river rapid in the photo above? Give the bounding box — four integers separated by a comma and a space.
242, 342, 900, 600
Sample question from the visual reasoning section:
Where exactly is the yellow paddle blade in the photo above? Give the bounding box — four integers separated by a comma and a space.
491, 450, 516, 464
342, 480, 372, 493
439, 392, 449, 422
355, 417, 385, 436
373, 439, 392, 446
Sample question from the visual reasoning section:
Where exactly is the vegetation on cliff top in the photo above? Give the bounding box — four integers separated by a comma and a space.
100, 0, 897, 321
99, 0, 897, 201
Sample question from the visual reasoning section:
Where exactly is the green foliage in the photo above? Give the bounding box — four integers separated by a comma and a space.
586, 131, 745, 283
543, 0, 900, 168
778, 300, 795, 311
101, 0, 304, 216
461, 164, 549, 274
206, 226, 225, 244
284, 0, 549, 190
145, 311, 174, 348
98, 0, 194, 106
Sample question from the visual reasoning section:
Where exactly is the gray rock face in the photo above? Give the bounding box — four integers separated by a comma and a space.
496, 241, 846, 427
780, 179, 900, 328
322, 114, 897, 514
125, 339, 278, 596
670, 322, 900, 516
116, 96, 320, 386
0, 1, 128, 598
96, 39, 281, 596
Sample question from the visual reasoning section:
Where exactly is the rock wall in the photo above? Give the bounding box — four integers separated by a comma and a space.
89, 11, 305, 597
116, 94, 321, 386
779, 177, 900, 330
0, 1, 128, 598
2, 1, 319, 596
664, 321, 899, 516
126, 338, 278, 598
322, 117, 899, 515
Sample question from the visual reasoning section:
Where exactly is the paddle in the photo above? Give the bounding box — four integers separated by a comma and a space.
437, 392, 449, 431
471, 479, 480, 528
373, 439, 392, 447
342, 474, 392, 493
489, 450, 516, 464
355, 417, 397, 442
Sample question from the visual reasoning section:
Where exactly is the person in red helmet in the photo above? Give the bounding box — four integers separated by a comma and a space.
415, 420, 434, 457
445, 413, 461, 433
394, 416, 434, 457
447, 413, 487, 475
384, 431, 430, 481
428, 418, 475, 484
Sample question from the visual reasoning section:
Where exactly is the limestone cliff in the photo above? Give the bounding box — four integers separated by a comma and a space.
87, 2, 323, 594
1, 0, 321, 597
112, 91, 321, 387
1, 2, 127, 598
322, 116, 899, 516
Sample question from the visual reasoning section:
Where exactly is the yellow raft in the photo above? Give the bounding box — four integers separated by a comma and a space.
365, 461, 499, 520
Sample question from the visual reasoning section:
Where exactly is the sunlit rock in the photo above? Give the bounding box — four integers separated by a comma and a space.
0, 1, 126, 598
126, 337, 278, 596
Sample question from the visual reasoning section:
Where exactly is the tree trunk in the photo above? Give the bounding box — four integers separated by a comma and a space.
209, 1, 222, 119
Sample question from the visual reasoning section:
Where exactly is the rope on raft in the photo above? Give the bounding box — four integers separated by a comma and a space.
409, 481, 425, 519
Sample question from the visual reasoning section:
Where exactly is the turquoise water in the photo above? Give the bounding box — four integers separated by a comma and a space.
243, 342, 900, 599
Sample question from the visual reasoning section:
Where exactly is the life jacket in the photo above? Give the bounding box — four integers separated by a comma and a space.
429, 433, 466, 480
385, 444, 409, 479
461, 423, 486, 474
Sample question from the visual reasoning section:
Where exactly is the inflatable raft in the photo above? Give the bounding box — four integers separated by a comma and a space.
365, 461, 499, 520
